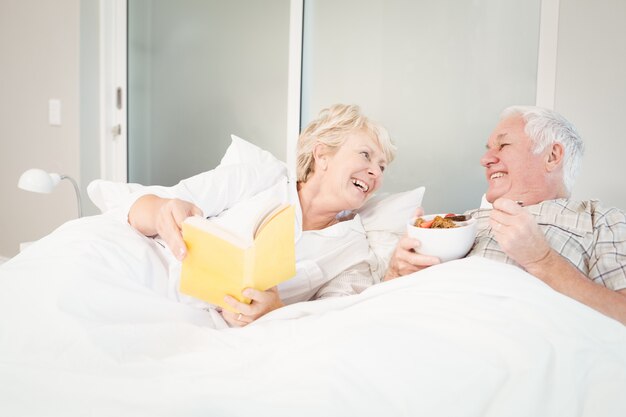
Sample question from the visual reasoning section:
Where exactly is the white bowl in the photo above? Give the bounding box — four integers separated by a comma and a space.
406, 214, 478, 262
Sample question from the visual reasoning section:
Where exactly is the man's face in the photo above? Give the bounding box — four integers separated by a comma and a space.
480, 115, 552, 204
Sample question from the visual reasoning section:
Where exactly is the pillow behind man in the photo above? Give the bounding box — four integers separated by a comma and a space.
356, 186, 426, 280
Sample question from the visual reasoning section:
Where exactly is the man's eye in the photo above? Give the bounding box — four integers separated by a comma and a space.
360, 151, 370, 159
499, 143, 510, 150
379, 165, 386, 173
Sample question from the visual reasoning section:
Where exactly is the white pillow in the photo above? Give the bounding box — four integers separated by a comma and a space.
356, 186, 426, 278
220, 134, 283, 167
87, 179, 144, 213
357, 186, 425, 233
87, 134, 266, 213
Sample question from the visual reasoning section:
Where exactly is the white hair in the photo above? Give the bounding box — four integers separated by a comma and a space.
500, 105, 584, 193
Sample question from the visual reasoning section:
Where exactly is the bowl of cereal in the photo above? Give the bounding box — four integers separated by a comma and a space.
406, 214, 477, 262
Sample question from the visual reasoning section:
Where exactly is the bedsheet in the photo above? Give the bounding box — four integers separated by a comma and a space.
1, 215, 625, 417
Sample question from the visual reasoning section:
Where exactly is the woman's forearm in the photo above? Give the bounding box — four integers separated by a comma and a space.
128, 194, 167, 237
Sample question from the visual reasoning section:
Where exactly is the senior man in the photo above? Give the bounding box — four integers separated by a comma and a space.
386, 105, 626, 325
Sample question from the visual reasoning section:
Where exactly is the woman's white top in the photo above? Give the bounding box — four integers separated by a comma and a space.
121, 147, 374, 307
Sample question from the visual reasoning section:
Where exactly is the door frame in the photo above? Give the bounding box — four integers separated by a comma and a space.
100, 0, 127, 182
536, 0, 560, 109
100, 0, 303, 181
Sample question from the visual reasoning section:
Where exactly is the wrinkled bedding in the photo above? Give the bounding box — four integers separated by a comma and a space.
1, 215, 625, 417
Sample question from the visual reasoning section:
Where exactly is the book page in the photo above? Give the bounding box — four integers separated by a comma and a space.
209, 179, 288, 240
183, 216, 251, 248
253, 203, 290, 238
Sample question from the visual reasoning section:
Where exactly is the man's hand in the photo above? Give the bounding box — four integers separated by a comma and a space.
491, 198, 626, 326
489, 198, 551, 269
384, 235, 441, 281
221, 286, 284, 327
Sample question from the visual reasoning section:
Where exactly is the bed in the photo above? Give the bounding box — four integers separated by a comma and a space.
2, 135, 626, 416
1, 196, 626, 416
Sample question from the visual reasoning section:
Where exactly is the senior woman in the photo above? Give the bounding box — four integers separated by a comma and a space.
127, 104, 396, 327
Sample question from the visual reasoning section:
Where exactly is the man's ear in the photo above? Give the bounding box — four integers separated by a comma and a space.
545, 142, 564, 172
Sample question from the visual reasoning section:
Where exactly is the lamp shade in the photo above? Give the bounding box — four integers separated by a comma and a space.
17, 169, 62, 194
17, 168, 83, 217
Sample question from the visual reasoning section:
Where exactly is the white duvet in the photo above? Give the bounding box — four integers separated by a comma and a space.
1, 215, 626, 417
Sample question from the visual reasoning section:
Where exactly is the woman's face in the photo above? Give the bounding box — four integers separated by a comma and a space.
320, 130, 387, 211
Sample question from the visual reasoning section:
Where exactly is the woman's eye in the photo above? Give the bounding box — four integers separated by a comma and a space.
379, 165, 386, 173
499, 143, 510, 150
360, 151, 370, 159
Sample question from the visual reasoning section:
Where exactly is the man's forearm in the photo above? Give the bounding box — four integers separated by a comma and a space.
524, 249, 626, 326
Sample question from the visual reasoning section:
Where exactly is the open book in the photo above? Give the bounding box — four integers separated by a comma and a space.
179, 201, 296, 311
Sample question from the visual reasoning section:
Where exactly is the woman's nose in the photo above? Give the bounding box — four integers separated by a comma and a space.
368, 163, 383, 177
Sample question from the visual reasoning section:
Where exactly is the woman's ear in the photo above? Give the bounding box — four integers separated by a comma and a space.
545, 142, 564, 172
313, 143, 329, 171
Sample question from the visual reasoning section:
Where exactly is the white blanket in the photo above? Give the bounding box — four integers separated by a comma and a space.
1, 215, 626, 417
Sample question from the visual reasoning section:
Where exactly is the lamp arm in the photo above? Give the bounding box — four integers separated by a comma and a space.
60, 175, 83, 218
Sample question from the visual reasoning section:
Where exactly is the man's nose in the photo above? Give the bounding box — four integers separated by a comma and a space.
480, 150, 497, 167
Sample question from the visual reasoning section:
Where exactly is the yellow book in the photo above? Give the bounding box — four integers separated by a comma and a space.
179, 203, 296, 311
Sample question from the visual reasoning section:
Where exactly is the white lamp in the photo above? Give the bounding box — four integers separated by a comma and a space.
18, 168, 83, 217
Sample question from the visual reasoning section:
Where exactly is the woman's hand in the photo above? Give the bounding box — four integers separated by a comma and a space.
155, 199, 203, 259
489, 198, 551, 269
221, 286, 284, 327
383, 206, 440, 281
128, 195, 202, 260
383, 235, 441, 281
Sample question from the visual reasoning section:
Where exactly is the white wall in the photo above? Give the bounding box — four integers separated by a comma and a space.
0, 0, 81, 258
556, 0, 626, 210
80, 0, 102, 217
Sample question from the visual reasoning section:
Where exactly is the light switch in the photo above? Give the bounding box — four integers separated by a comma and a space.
49, 99, 61, 126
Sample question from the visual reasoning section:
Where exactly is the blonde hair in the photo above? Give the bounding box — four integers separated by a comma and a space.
296, 104, 396, 182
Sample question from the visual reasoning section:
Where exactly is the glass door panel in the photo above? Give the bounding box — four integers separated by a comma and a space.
128, 0, 290, 185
